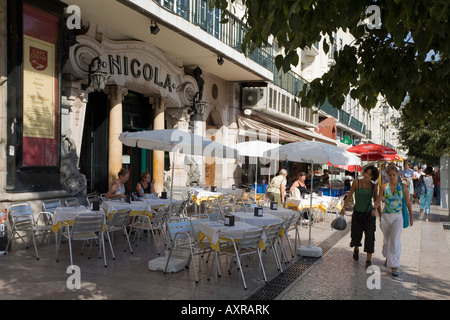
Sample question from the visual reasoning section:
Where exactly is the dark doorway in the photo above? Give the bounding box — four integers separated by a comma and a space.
80, 91, 109, 193
122, 91, 154, 192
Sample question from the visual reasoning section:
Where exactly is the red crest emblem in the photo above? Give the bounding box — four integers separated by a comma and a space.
29, 46, 48, 71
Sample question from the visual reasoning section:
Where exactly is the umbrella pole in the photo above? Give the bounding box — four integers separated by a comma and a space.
169, 148, 177, 216
297, 162, 323, 258
255, 158, 257, 202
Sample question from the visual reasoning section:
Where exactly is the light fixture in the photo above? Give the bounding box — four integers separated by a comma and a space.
84, 57, 110, 92
382, 103, 389, 116
150, 22, 160, 35
217, 56, 224, 66
190, 91, 206, 116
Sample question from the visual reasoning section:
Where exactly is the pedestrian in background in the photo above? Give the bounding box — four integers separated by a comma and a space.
412, 166, 422, 204
401, 162, 414, 203
419, 166, 435, 222
433, 166, 440, 206
340, 165, 381, 269
373, 165, 413, 277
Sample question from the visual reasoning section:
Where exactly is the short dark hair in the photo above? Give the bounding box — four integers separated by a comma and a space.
364, 165, 379, 182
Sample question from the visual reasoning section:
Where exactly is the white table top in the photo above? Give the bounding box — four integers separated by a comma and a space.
233, 211, 283, 227
139, 198, 173, 207
286, 195, 341, 212
197, 220, 259, 246
53, 206, 102, 226
101, 200, 151, 213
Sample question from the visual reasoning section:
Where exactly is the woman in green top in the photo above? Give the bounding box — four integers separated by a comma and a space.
340, 165, 381, 269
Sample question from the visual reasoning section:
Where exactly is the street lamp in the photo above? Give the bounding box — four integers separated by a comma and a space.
191, 91, 206, 116
382, 104, 389, 145
84, 57, 110, 92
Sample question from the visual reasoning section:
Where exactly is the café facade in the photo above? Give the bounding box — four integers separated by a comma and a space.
0, 0, 340, 208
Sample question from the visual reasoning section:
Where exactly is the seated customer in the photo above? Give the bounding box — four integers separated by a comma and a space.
136, 172, 155, 197
105, 168, 129, 200
290, 172, 308, 197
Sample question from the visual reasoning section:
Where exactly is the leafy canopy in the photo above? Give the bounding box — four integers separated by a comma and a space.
210, 0, 449, 157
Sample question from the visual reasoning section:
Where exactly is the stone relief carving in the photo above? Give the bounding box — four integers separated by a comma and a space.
61, 129, 87, 196
166, 107, 190, 129
184, 154, 201, 186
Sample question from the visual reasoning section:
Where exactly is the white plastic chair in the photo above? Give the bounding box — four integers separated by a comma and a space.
65, 197, 79, 207
5, 202, 44, 260
263, 222, 284, 273
278, 214, 297, 262
164, 217, 210, 284
325, 198, 340, 222
219, 227, 267, 290
129, 208, 167, 255
56, 213, 107, 267
104, 209, 133, 259
205, 208, 223, 222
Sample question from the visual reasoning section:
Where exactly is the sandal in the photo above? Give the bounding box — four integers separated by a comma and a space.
365, 260, 372, 269
353, 249, 359, 261
391, 268, 399, 276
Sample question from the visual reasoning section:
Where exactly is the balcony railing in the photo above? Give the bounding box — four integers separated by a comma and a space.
157, 1, 318, 114
158, 0, 274, 72
320, 99, 366, 135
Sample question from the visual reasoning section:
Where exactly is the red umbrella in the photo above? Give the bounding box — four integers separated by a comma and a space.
347, 143, 396, 161
379, 154, 403, 161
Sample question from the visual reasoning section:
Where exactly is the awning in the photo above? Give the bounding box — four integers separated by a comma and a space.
248, 114, 338, 146
238, 116, 308, 143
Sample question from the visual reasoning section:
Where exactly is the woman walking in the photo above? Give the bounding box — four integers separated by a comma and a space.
340, 165, 381, 268
419, 166, 434, 222
372, 165, 413, 276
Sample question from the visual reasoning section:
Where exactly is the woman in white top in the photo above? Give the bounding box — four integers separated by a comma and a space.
105, 168, 130, 200
419, 166, 434, 222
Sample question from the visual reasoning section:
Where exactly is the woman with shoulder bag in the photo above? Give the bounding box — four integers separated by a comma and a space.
339, 165, 381, 269
372, 165, 413, 277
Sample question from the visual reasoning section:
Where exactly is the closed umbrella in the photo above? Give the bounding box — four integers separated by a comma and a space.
263, 140, 361, 257
119, 129, 238, 214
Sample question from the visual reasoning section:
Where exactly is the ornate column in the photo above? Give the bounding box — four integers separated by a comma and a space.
166, 107, 191, 187
151, 96, 165, 193
104, 85, 128, 187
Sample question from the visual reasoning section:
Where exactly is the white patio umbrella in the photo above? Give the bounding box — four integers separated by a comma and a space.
232, 140, 278, 200
119, 129, 238, 214
263, 140, 361, 257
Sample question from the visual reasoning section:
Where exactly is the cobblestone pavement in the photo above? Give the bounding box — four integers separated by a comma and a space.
276, 204, 450, 300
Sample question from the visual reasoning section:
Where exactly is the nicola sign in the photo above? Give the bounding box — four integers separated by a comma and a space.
65, 35, 198, 107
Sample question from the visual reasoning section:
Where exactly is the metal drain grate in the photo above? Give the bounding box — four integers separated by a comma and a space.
247, 224, 351, 300
443, 223, 450, 230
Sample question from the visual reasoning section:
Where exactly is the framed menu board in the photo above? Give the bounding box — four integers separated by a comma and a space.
22, 3, 59, 167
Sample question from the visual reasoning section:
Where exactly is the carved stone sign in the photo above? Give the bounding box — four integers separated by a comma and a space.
63, 35, 198, 107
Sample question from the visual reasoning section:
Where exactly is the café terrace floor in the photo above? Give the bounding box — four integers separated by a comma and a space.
0, 210, 342, 300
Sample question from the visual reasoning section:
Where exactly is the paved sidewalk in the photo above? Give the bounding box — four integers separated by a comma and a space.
1, 203, 448, 301
276, 204, 450, 300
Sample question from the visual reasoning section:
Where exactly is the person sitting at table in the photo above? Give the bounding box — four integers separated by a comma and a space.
105, 168, 129, 200
317, 169, 329, 187
136, 171, 155, 197
265, 169, 288, 206
290, 172, 308, 197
